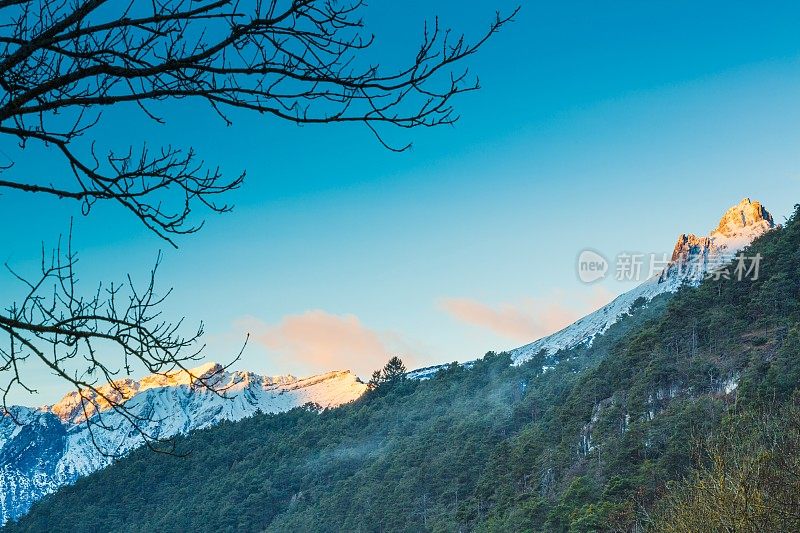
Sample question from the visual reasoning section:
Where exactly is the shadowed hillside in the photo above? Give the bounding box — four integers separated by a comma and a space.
9, 205, 800, 532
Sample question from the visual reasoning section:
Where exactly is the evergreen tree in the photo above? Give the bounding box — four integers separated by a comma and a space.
12, 207, 800, 533
382, 356, 407, 383
368, 369, 383, 390
368, 356, 407, 390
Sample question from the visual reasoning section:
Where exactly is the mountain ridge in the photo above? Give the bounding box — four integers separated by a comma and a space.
510, 198, 775, 363
0, 197, 779, 526
0, 364, 367, 524
12, 201, 800, 532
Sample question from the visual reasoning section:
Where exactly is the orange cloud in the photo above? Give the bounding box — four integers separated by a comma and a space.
237, 310, 418, 377
438, 287, 614, 342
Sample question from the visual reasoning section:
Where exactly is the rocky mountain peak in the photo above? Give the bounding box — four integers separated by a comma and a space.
669, 233, 711, 263
713, 198, 775, 238
665, 198, 775, 274
513, 197, 778, 365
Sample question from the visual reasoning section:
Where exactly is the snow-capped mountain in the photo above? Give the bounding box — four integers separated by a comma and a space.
0, 363, 367, 525
0, 198, 777, 524
510, 198, 775, 363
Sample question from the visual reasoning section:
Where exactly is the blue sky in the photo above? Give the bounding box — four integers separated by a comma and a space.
3, 1, 800, 404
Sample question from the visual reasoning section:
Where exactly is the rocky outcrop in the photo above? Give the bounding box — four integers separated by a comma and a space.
715, 198, 774, 237
512, 198, 776, 364
660, 198, 776, 283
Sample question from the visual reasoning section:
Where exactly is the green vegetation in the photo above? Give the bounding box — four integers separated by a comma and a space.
9, 206, 800, 532
368, 356, 408, 390
650, 402, 800, 532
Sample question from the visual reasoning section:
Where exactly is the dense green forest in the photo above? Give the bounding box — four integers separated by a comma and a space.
9, 206, 800, 532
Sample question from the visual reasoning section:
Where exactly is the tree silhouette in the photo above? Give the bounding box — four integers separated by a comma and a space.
0, 0, 516, 453
382, 356, 407, 382
368, 356, 407, 389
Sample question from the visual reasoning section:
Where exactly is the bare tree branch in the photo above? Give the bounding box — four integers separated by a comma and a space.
0, 0, 517, 243
0, 0, 515, 453
0, 225, 247, 455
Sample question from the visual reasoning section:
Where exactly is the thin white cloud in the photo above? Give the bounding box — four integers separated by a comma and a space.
236, 310, 419, 377
438, 287, 614, 342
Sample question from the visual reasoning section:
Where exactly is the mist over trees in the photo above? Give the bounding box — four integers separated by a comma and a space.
12, 205, 800, 531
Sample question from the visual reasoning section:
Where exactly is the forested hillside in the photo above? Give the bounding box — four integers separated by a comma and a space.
9, 206, 800, 532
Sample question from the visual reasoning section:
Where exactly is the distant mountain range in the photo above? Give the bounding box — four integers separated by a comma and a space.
0, 364, 366, 524
0, 198, 776, 525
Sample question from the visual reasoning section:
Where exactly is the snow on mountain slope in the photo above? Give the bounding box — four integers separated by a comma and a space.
0, 364, 367, 525
0, 198, 777, 524
510, 198, 775, 364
